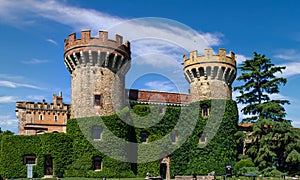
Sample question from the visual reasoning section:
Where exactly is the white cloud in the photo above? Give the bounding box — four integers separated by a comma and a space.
46, 38, 58, 45
277, 62, 300, 77
0, 0, 221, 63
235, 54, 250, 65
0, 96, 18, 103
0, 114, 18, 126
145, 81, 177, 92
21, 58, 49, 64
0, 80, 41, 89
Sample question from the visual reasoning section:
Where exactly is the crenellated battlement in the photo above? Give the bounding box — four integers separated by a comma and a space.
183, 48, 237, 101
16, 94, 70, 112
183, 48, 236, 68
64, 30, 131, 74
64, 30, 129, 53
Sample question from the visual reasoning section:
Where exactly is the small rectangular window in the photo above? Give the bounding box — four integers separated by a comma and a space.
54, 115, 58, 122
92, 126, 102, 140
94, 95, 103, 106
39, 114, 44, 120
199, 133, 206, 144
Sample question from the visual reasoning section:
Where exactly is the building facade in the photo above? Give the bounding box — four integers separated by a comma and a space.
16, 93, 70, 135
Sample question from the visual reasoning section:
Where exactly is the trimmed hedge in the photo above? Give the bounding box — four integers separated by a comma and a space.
0, 100, 238, 178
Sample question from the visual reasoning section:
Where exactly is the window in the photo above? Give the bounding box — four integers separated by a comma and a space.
24, 155, 36, 165
199, 133, 206, 144
54, 115, 58, 122
202, 105, 210, 117
170, 131, 178, 143
141, 132, 148, 143
39, 114, 44, 120
92, 126, 102, 140
158, 106, 165, 114
94, 95, 103, 106
92, 156, 102, 171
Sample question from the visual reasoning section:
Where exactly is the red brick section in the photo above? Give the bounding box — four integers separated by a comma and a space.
128, 89, 190, 104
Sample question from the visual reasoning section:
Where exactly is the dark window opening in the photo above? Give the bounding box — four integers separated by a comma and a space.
92, 156, 102, 171
202, 105, 209, 117
94, 95, 103, 106
24, 155, 36, 165
141, 132, 148, 143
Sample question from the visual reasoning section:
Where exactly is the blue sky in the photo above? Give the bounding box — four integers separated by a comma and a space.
0, 0, 300, 133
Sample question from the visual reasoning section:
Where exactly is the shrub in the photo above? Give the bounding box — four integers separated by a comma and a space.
234, 159, 255, 175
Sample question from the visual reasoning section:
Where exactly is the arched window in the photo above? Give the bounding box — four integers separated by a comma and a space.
54, 115, 58, 122
141, 132, 149, 143
92, 126, 102, 140
92, 156, 102, 171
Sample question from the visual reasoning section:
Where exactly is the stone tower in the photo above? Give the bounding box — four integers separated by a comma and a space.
183, 48, 236, 102
64, 30, 131, 118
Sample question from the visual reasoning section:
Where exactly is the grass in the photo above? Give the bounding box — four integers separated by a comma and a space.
61, 178, 144, 180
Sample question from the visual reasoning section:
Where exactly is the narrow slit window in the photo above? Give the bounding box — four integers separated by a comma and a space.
141, 132, 148, 143
54, 115, 58, 122
39, 114, 44, 120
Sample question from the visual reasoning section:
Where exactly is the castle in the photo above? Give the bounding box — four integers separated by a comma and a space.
16, 30, 236, 135
7, 30, 240, 179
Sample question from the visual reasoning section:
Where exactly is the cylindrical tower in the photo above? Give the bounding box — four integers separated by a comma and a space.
64, 30, 131, 118
183, 48, 236, 102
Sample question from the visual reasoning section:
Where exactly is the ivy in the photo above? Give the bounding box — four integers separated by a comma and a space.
0, 100, 238, 178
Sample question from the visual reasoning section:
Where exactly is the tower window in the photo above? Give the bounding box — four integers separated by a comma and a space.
94, 95, 103, 106
92, 126, 102, 140
202, 105, 210, 117
39, 114, 44, 120
141, 132, 149, 143
92, 156, 102, 171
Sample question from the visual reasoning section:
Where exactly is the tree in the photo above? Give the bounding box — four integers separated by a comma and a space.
234, 52, 300, 173
234, 52, 289, 123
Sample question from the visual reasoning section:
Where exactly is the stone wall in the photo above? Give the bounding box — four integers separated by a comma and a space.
71, 66, 126, 117
183, 48, 236, 102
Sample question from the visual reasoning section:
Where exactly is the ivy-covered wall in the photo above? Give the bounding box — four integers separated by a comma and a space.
0, 100, 238, 179
0, 133, 73, 178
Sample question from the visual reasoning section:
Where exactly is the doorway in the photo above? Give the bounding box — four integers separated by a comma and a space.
44, 155, 53, 176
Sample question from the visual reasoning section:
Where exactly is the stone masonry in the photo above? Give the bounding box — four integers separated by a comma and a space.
64, 30, 131, 118
183, 48, 236, 102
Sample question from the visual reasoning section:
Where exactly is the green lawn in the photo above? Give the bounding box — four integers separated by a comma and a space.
61, 178, 144, 180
